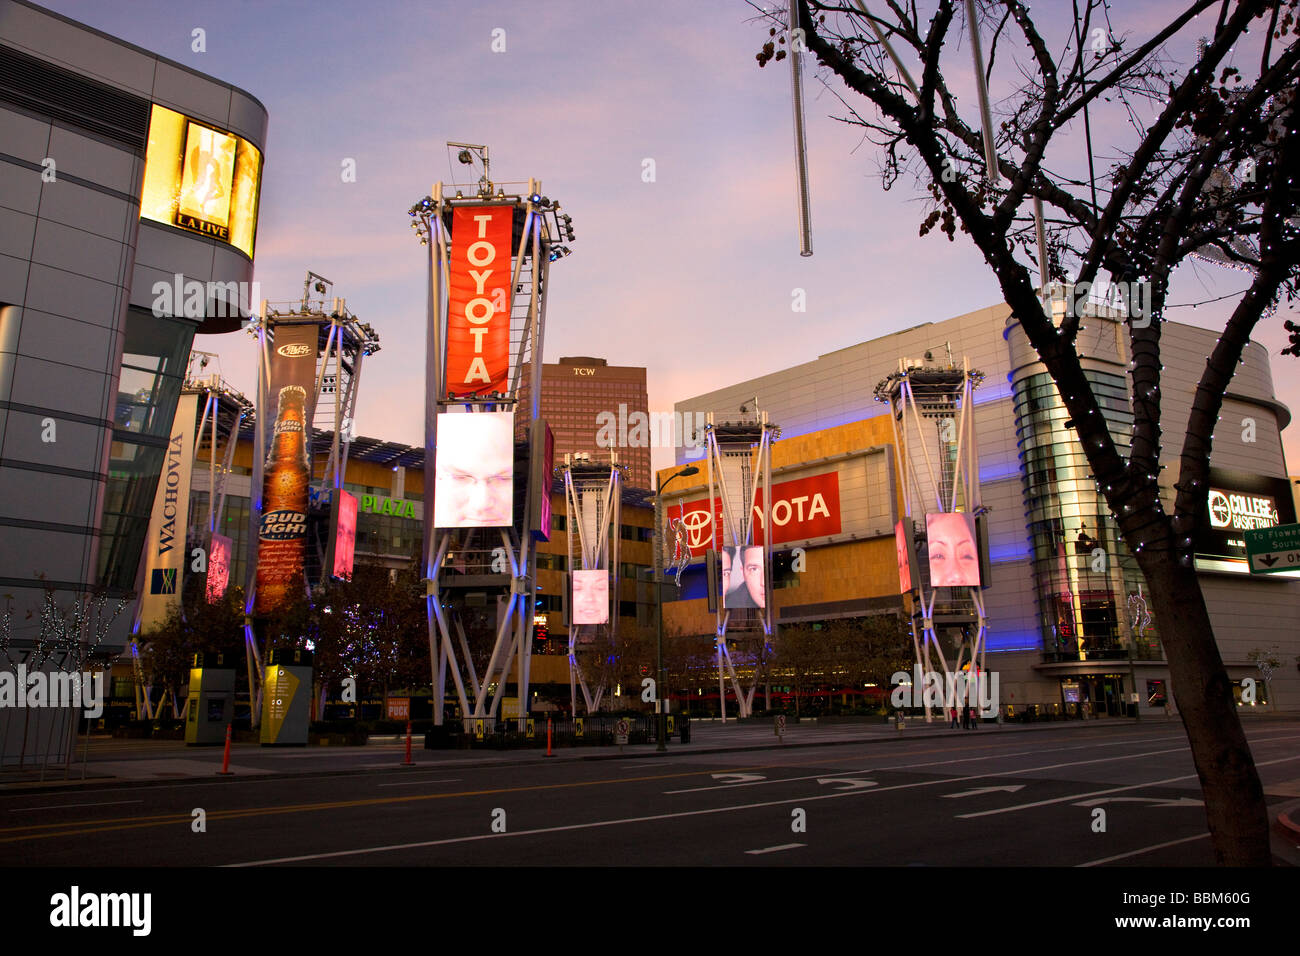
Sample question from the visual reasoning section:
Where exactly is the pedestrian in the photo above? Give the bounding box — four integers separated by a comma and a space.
969, 705, 979, 729
960, 706, 970, 730
949, 706, 960, 729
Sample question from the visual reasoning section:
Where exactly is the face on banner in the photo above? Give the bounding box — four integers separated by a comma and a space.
895, 520, 914, 594
434, 412, 514, 527
926, 512, 981, 587
571, 570, 609, 625
446, 205, 514, 396
721, 546, 766, 609
206, 533, 232, 604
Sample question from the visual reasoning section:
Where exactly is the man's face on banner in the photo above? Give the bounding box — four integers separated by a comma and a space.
742, 546, 765, 608
719, 548, 733, 595
434, 412, 514, 527
926, 512, 981, 587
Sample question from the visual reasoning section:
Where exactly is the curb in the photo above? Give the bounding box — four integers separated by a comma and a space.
0, 718, 1139, 795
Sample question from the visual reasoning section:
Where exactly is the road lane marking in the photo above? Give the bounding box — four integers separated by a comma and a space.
1076, 832, 1212, 867
376, 778, 462, 788
942, 786, 1025, 799
959, 753, 1300, 819
8, 800, 143, 812
745, 843, 805, 855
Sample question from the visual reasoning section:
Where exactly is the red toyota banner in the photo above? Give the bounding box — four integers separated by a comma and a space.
447, 205, 513, 396
669, 471, 842, 556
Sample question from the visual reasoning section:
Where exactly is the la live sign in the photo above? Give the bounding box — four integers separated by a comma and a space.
669, 471, 842, 555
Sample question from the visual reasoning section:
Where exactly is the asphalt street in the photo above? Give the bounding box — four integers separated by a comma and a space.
2, 718, 1299, 867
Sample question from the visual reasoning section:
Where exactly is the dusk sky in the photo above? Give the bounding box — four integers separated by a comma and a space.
39, 0, 1300, 474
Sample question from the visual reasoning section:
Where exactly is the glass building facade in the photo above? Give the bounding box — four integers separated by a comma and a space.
1013, 368, 1161, 663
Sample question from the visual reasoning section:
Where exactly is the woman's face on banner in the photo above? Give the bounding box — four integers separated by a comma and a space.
926, 512, 980, 587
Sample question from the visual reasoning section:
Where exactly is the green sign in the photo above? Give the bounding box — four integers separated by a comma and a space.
359, 494, 417, 518
1243, 522, 1300, 574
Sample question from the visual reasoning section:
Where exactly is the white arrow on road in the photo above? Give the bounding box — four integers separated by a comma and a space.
816, 778, 877, 790
711, 773, 766, 784
1071, 796, 1202, 808
942, 785, 1026, 799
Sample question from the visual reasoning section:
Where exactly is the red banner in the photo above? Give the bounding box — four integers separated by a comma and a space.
668, 471, 842, 556
447, 205, 513, 396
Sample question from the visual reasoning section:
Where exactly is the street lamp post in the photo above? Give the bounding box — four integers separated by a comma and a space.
653, 465, 699, 753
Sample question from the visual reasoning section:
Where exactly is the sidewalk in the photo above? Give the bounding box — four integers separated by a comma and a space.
0, 711, 1232, 794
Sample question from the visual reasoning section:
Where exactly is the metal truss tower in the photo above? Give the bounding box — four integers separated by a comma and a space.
875, 357, 987, 723
242, 281, 380, 726
562, 455, 623, 715
410, 150, 574, 729
702, 410, 778, 721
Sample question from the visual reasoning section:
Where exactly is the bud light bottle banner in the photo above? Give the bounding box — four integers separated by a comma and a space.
254, 323, 317, 615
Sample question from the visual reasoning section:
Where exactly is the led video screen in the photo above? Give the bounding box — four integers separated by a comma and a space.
925, 512, 981, 587
206, 532, 232, 604
570, 569, 610, 625
140, 104, 262, 257
329, 490, 358, 580
720, 545, 766, 609
895, 520, 916, 594
434, 412, 514, 528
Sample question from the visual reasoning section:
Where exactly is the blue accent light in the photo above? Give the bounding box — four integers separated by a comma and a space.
985, 630, 1043, 651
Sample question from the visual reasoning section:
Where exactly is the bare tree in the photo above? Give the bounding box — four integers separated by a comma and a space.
755, 0, 1300, 864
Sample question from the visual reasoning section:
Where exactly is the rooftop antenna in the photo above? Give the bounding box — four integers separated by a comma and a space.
448, 142, 492, 197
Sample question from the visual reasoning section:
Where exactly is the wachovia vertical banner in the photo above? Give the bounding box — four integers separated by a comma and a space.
254, 324, 318, 615
139, 391, 199, 631
446, 205, 513, 396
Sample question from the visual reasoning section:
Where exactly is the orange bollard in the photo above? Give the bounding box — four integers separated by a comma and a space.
403, 720, 414, 766
545, 716, 554, 757
217, 723, 234, 776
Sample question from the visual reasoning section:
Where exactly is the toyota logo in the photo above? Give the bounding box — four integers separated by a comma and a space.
678, 508, 713, 548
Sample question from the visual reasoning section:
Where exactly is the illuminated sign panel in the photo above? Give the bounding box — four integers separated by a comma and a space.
434, 412, 514, 528
140, 104, 262, 258
1195, 468, 1295, 562
720, 545, 766, 609
667, 471, 842, 557
446, 206, 513, 396
925, 512, 981, 587
570, 570, 609, 624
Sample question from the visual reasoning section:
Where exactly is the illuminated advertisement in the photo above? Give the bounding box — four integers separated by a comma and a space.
668, 471, 842, 558
254, 325, 318, 616
205, 532, 232, 605
895, 519, 918, 594
1195, 468, 1296, 561
925, 512, 981, 587
528, 419, 555, 542
139, 392, 198, 631
140, 104, 262, 257
446, 205, 513, 396
433, 412, 514, 528
327, 490, 358, 580
571, 569, 610, 625
720, 545, 766, 609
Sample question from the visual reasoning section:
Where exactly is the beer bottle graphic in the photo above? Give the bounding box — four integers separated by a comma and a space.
255, 385, 310, 614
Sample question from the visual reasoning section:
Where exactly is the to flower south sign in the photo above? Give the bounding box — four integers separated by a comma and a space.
668, 472, 841, 556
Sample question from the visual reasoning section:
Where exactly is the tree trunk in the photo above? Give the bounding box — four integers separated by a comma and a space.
1138, 555, 1271, 865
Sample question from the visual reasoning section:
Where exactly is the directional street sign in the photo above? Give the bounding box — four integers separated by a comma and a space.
1244, 522, 1300, 574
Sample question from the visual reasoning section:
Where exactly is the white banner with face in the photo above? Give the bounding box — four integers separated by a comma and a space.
571, 569, 609, 624
925, 512, 981, 587
720, 545, 766, 609
434, 412, 514, 528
